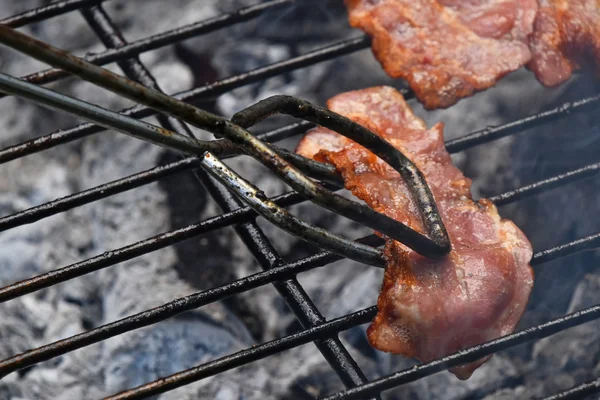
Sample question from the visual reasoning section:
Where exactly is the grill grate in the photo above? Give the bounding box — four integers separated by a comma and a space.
0, 1, 599, 400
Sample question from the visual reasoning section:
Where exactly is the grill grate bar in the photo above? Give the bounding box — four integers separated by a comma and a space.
542, 378, 600, 400
445, 94, 600, 154
0, 36, 419, 270
0, 228, 596, 391
0, 84, 589, 184
0, 0, 105, 27
0, 37, 367, 164
0, 88, 595, 241
76, 3, 376, 395
9, 0, 296, 89
0, 122, 312, 233
105, 307, 378, 400
0, 189, 320, 302
0, 120, 598, 299
0, 235, 381, 379
197, 178, 378, 395
0, 24, 450, 263
2, 89, 597, 238
1, 171, 599, 379
531, 232, 600, 267
96, 230, 600, 399
0, 157, 199, 233
1, 2, 599, 400
488, 162, 600, 206
320, 304, 600, 400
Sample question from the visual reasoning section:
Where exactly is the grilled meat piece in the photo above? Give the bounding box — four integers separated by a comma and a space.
344, 0, 533, 109
438, 0, 538, 41
528, 0, 600, 86
296, 86, 534, 379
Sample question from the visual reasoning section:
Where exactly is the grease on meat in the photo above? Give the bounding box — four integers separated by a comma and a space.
438, 0, 538, 41
296, 87, 534, 379
528, 0, 600, 86
344, 0, 533, 109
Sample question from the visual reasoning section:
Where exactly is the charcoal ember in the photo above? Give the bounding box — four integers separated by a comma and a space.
0, 0, 44, 17
481, 386, 528, 400
100, 318, 254, 397
213, 39, 303, 124
103, 0, 218, 43
1, 0, 600, 399
283, 356, 371, 399
0, 2, 252, 392
527, 273, 600, 396
210, 39, 395, 130
505, 77, 600, 340
481, 272, 600, 399
265, 332, 381, 399
0, 98, 58, 148
379, 355, 520, 400
0, 124, 256, 398
0, 379, 22, 400
416, 68, 570, 198
0, 162, 84, 315
180, 0, 358, 109
217, 0, 353, 43
77, 127, 252, 334
508, 76, 600, 250
169, 367, 272, 400
6, 317, 266, 400
156, 152, 235, 292
0, 2, 97, 79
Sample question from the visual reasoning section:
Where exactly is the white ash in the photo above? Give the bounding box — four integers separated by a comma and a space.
0, 0, 599, 399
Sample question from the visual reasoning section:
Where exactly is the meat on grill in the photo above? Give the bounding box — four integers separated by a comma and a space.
528, 0, 600, 86
438, 0, 538, 41
296, 86, 534, 379
344, 0, 534, 109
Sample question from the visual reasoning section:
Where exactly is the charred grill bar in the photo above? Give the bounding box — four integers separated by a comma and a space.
0, 24, 450, 263
1, 1, 379, 397
0, 35, 369, 164
0, 1, 600, 400
0, 0, 106, 27
79, 4, 381, 392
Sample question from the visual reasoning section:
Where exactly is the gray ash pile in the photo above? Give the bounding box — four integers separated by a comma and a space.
0, 1, 599, 399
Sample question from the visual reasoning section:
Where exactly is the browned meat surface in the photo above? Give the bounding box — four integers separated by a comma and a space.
296, 86, 534, 380
528, 0, 600, 86
438, 0, 538, 41
344, 0, 533, 109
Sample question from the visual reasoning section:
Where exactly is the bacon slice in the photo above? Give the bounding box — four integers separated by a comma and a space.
438, 0, 538, 41
344, 0, 533, 109
528, 0, 600, 86
296, 87, 534, 380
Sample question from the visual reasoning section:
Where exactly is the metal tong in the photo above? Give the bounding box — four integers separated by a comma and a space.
0, 24, 451, 267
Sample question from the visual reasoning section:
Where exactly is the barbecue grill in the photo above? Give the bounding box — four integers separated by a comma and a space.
1, 1, 600, 399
